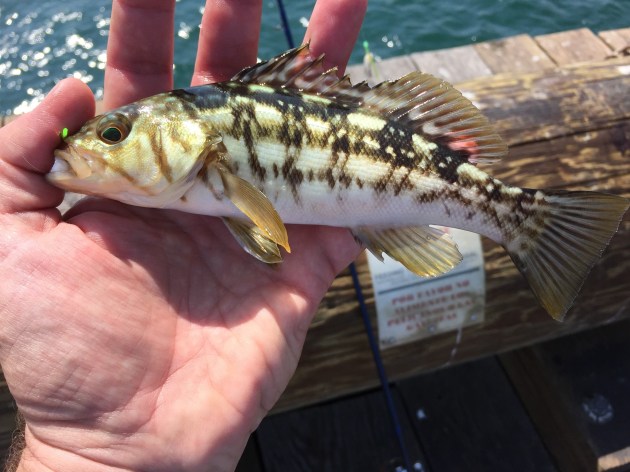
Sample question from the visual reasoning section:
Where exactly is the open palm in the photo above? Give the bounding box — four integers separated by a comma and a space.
0, 1, 366, 471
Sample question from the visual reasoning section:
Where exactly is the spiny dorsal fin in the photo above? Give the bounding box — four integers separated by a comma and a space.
231, 43, 370, 108
361, 73, 508, 164
232, 45, 506, 164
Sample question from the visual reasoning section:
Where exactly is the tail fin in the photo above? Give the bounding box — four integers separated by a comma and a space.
506, 191, 628, 320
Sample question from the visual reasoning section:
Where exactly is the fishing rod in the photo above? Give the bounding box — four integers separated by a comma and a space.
273, 3, 416, 469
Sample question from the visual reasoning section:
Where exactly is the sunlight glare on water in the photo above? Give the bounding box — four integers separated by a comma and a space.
0, 0, 626, 116
0, 2, 110, 115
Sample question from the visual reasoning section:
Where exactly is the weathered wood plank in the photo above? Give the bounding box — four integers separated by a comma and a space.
398, 357, 557, 471
274, 57, 630, 412
474, 34, 555, 74
257, 388, 426, 471
458, 57, 630, 145
346, 55, 417, 84
410, 44, 493, 83
235, 435, 263, 472
535, 28, 613, 65
500, 348, 596, 472
599, 27, 630, 55
500, 320, 630, 472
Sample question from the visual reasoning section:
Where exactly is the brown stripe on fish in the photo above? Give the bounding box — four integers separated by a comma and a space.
149, 129, 173, 183
318, 113, 351, 190
408, 168, 544, 240
281, 156, 304, 201
312, 115, 419, 195
228, 98, 267, 181
276, 102, 310, 202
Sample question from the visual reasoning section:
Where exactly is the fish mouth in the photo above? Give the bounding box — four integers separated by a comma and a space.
49, 144, 93, 181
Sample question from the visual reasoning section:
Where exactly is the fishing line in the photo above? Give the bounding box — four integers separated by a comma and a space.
350, 263, 415, 472
274, 0, 295, 49
273, 4, 413, 469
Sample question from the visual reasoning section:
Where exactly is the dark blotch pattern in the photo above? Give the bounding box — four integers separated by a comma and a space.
182, 82, 542, 244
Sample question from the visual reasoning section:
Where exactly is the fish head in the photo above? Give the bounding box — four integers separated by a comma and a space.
48, 101, 212, 207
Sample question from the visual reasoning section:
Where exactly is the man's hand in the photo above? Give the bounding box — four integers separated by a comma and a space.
0, 1, 366, 470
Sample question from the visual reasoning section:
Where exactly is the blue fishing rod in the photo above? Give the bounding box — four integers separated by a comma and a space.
274, 0, 295, 49
273, 3, 415, 470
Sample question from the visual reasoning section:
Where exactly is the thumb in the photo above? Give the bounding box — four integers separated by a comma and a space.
0, 78, 95, 213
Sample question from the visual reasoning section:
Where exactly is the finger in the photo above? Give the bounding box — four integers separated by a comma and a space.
0, 79, 94, 213
192, 0, 263, 85
304, 0, 367, 75
104, 0, 175, 109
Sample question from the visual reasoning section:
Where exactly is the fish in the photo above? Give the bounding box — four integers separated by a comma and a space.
47, 44, 629, 320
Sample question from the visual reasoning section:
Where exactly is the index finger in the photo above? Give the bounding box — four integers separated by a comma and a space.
104, 0, 176, 110
304, 0, 368, 75
192, 0, 263, 85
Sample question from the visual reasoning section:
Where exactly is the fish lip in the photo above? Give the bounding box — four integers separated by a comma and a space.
50, 144, 92, 180
51, 146, 73, 175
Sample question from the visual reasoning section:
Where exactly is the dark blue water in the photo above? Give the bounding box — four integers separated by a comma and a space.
0, 0, 626, 115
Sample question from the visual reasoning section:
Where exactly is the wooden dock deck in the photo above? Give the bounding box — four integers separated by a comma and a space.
1, 26, 629, 471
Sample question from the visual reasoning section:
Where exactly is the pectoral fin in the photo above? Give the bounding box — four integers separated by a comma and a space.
222, 217, 283, 263
353, 226, 463, 277
215, 164, 290, 253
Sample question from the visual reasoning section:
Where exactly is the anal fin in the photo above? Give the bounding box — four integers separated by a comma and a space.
353, 226, 463, 277
222, 217, 282, 264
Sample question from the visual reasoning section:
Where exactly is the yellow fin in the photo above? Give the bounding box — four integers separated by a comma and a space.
222, 217, 283, 264
353, 226, 463, 277
216, 164, 290, 253
507, 190, 628, 320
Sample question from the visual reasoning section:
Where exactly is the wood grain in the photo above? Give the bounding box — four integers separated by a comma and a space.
346, 55, 417, 85
257, 388, 426, 471
398, 357, 556, 471
599, 28, 630, 55
474, 34, 556, 73
500, 320, 630, 472
411, 44, 493, 83
274, 56, 630, 413
536, 28, 613, 65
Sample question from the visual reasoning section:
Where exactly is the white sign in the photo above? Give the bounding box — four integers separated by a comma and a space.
367, 227, 485, 349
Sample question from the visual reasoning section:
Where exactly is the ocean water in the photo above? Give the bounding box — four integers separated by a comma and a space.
0, 0, 626, 115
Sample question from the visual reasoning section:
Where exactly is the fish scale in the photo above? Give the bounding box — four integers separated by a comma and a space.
48, 44, 628, 320
213, 89, 438, 198
195, 85, 511, 237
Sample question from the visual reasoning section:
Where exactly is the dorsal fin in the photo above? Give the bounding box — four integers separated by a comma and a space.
361, 73, 508, 164
231, 43, 370, 108
232, 45, 507, 164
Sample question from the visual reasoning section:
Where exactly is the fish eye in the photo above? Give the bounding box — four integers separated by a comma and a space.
97, 114, 132, 145
101, 126, 124, 143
